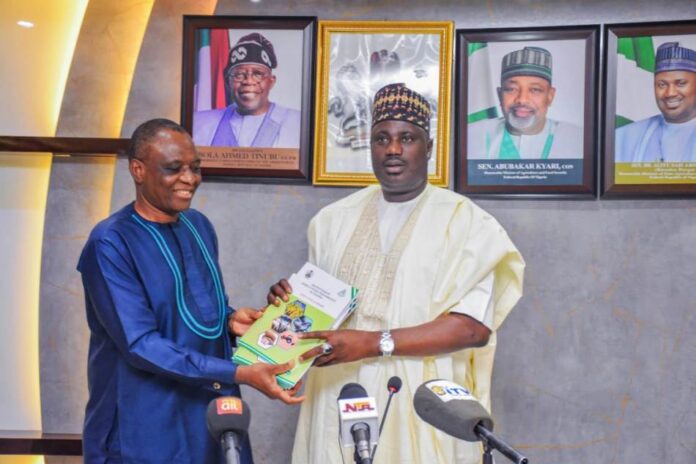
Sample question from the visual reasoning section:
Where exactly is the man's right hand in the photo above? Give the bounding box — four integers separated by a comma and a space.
267, 279, 292, 306
234, 361, 304, 405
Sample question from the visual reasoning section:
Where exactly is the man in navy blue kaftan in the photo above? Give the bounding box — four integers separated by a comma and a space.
78, 119, 303, 463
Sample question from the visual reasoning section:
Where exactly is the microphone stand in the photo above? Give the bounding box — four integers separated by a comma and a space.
482, 442, 494, 464
353, 449, 372, 464
475, 424, 529, 464
351, 423, 373, 464
369, 388, 397, 461
221, 431, 242, 464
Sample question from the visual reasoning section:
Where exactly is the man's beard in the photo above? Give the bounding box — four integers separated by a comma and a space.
505, 105, 539, 133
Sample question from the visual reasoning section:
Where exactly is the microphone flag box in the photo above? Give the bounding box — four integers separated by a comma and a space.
233, 262, 358, 388
215, 397, 243, 415
413, 379, 494, 442
423, 379, 478, 403
338, 397, 379, 447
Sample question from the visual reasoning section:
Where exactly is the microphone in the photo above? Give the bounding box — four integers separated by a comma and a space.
371, 376, 402, 459
338, 382, 379, 464
381, 376, 402, 435
387, 375, 402, 395
413, 379, 528, 464
206, 396, 250, 464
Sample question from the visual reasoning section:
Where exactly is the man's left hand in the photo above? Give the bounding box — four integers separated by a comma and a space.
228, 307, 264, 336
298, 330, 380, 367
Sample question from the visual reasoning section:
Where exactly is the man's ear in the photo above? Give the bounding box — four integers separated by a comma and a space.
426, 138, 434, 160
129, 158, 145, 184
547, 86, 557, 106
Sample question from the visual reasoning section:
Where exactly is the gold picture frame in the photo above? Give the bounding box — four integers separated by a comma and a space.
313, 20, 453, 187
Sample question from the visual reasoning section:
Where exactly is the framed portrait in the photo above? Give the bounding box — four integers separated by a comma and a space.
181, 16, 316, 183
602, 20, 696, 197
455, 26, 599, 197
312, 20, 453, 187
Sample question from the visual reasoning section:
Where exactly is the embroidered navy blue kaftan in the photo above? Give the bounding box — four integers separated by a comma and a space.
78, 203, 253, 463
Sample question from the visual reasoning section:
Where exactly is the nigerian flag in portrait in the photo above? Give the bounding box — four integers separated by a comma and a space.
466, 43, 500, 124
615, 36, 658, 128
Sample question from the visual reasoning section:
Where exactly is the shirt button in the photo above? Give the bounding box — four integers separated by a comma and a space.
213, 382, 221, 390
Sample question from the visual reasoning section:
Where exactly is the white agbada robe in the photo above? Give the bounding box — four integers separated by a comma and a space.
615, 114, 696, 163
291, 184, 525, 464
377, 192, 497, 328
468, 117, 583, 159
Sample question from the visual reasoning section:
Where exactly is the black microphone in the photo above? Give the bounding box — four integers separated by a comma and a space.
413, 379, 528, 464
338, 383, 379, 464
387, 375, 402, 395
382, 376, 402, 435
206, 396, 250, 464
371, 375, 402, 459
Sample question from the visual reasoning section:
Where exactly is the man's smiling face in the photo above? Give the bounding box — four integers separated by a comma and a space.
132, 129, 202, 221
498, 75, 556, 135
230, 63, 276, 116
654, 70, 696, 124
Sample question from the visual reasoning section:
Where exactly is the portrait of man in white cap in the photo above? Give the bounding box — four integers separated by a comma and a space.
615, 41, 696, 163
193, 32, 301, 149
468, 46, 583, 160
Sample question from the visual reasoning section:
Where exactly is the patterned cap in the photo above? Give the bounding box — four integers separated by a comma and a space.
371, 83, 431, 133
655, 42, 696, 74
227, 32, 277, 70
501, 46, 553, 83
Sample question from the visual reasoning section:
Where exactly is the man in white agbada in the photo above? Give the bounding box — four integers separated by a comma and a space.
269, 83, 525, 464
615, 41, 696, 163
468, 46, 583, 160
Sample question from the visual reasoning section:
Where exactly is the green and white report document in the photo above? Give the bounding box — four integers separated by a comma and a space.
233, 262, 358, 389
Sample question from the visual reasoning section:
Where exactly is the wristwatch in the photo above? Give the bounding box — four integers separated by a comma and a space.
379, 331, 394, 357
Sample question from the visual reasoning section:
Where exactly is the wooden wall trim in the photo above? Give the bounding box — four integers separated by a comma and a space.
0, 431, 82, 456
0, 136, 128, 155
